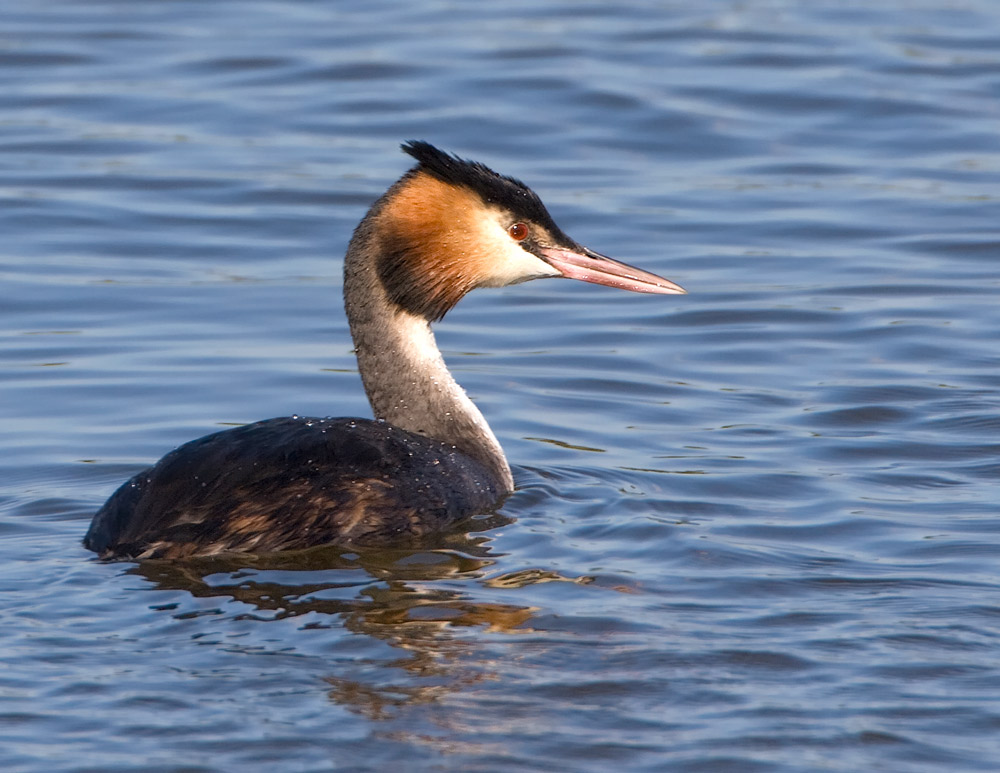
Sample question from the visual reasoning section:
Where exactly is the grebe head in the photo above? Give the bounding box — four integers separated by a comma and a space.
370, 141, 686, 322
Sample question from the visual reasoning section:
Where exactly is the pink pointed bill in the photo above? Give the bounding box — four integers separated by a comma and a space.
540, 246, 686, 295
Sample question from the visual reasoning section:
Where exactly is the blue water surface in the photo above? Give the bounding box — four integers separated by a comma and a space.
2, 2, 1000, 771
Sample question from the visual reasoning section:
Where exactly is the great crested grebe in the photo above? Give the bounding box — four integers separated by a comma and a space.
85, 142, 686, 560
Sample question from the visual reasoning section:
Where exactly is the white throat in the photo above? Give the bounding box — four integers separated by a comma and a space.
344, 256, 514, 491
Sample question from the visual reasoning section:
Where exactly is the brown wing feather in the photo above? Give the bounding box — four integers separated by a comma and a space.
86, 417, 506, 559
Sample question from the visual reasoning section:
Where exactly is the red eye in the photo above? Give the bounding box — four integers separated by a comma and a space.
508, 222, 529, 241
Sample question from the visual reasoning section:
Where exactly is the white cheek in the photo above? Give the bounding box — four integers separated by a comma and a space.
478, 223, 561, 287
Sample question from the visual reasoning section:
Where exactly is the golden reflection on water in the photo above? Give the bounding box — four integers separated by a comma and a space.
127, 533, 557, 723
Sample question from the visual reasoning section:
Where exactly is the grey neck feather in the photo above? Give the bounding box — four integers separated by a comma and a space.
343, 229, 514, 492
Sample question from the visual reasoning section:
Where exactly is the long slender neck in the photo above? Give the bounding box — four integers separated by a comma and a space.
343, 231, 514, 492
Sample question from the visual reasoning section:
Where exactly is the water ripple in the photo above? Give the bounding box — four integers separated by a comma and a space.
4, 1, 1000, 771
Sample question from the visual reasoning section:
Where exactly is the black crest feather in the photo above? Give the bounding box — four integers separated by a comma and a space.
401, 141, 558, 230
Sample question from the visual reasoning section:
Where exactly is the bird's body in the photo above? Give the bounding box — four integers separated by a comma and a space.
85, 142, 685, 560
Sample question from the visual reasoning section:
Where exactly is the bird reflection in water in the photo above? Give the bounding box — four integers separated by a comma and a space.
126, 526, 588, 723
